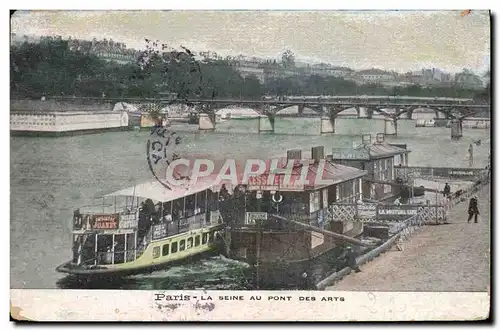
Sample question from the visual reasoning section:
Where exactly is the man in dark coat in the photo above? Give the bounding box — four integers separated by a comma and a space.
443, 183, 451, 197
467, 196, 480, 223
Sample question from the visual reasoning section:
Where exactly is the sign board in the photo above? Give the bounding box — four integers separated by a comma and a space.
384, 184, 392, 194
245, 212, 268, 225
247, 174, 305, 191
358, 203, 377, 218
331, 148, 370, 160
377, 205, 418, 220
91, 214, 119, 230
100, 229, 136, 235
449, 170, 476, 177
152, 224, 168, 240
119, 214, 138, 229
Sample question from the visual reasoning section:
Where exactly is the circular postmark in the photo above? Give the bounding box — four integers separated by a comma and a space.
146, 126, 183, 190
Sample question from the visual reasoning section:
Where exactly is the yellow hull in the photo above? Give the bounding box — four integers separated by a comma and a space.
57, 224, 224, 276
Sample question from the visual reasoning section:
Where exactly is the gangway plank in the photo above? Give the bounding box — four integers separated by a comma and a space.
271, 214, 378, 248
364, 179, 442, 194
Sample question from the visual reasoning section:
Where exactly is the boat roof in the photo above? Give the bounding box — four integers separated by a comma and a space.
245, 158, 367, 192
332, 142, 410, 161
105, 175, 233, 203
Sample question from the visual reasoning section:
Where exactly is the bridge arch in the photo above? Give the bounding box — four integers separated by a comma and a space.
274, 105, 321, 117
408, 106, 446, 120
334, 107, 359, 117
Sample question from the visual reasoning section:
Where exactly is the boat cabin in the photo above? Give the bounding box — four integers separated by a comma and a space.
331, 133, 411, 201
226, 146, 368, 265
64, 177, 231, 274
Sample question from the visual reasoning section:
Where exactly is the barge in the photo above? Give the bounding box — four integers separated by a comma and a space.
223, 146, 369, 286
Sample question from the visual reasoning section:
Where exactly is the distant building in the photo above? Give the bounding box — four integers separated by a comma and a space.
355, 69, 395, 84
10, 33, 41, 46
455, 71, 484, 89
67, 38, 139, 64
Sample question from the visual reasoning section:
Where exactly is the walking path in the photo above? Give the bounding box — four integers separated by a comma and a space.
327, 184, 490, 292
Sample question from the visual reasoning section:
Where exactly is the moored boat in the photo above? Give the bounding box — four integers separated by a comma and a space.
56, 178, 232, 277
223, 146, 369, 285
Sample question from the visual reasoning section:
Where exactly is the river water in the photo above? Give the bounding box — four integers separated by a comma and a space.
10, 117, 490, 289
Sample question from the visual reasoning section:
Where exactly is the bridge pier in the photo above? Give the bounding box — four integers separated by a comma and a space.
320, 116, 335, 134
198, 113, 216, 131
384, 118, 397, 135
450, 119, 463, 140
298, 104, 304, 116
358, 107, 368, 118
406, 109, 413, 119
258, 115, 275, 133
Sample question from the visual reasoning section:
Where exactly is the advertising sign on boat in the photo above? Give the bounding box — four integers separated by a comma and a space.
91, 214, 119, 230
152, 224, 168, 240
119, 214, 138, 229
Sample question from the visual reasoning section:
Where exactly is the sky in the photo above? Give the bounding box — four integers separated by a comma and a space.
10, 10, 491, 74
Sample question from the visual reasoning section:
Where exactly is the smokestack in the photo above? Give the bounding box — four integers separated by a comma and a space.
311, 146, 325, 163
376, 133, 385, 143
362, 134, 371, 145
287, 149, 302, 162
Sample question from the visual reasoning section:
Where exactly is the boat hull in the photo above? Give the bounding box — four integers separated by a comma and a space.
229, 244, 344, 289
56, 246, 219, 278
57, 224, 225, 277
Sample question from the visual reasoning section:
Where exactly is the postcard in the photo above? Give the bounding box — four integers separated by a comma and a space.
10, 9, 491, 322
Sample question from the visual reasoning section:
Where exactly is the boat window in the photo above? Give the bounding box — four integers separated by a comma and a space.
179, 239, 186, 251
309, 191, 321, 213
196, 191, 206, 213
195, 235, 200, 246
153, 246, 160, 259
162, 244, 169, 256
208, 232, 214, 243
202, 233, 208, 244
172, 198, 184, 219
162, 201, 172, 217
171, 242, 178, 253
185, 194, 196, 218
187, 237, 193, 249
207, 190, 218, 211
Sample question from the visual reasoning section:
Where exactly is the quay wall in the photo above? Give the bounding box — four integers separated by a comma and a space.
10, 111, 129, 134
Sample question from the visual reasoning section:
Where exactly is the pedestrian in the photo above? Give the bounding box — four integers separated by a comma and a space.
467, 195, 480, 223
443, 183, 451, 198
300, 272, 310, 290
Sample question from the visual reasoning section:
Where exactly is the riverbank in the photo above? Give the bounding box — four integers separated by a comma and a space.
327, 183, 490, 292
